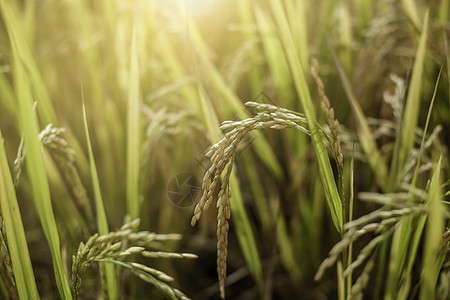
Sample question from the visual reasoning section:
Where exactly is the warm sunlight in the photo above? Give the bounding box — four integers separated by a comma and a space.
183, 0, 222, 15
0, 0, 448, 299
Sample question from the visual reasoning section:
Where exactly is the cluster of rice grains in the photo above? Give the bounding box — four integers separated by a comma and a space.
314, 205, 427, 299
191, 102, 309, 298
14, 124, 93, 224
72, 219, 197, 300
0, 217, 16, 299
310, 58, 344, 174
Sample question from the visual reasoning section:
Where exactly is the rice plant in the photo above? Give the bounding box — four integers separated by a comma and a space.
0, 0, 449, 299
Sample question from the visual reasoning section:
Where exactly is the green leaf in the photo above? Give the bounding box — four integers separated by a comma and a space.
11, 26, 72, 300
420, 156, 444, 299
389, 10, 429, 190
268, 0, 343, 232
0, 0, 56, 125
229, 175, 263, 281
0, 130, 40, 299
236, 0, 264, 96
401, 0, 422, 30
82, 103, 118, 300
254, 7, 294, 107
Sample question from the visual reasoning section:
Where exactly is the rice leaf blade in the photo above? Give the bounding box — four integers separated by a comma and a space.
0, 130, 40, 299
229, 175, 263, 281
12, 33, 73, 300
419, 156, 443, 299
401, 0, 422, 30
389, 10, 429, 190
268, 0, 343, 232
0, 73, 17, 119
0, 0, 56, 125
82, 103, 118, 300
236, 0, 264, 96
254, 7, 294, 107
277, 214, 301, 282
385, 36, 437, 299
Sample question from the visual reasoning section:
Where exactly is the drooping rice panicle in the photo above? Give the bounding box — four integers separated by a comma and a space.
191, 102, 309, 298
72, 218, 196, 300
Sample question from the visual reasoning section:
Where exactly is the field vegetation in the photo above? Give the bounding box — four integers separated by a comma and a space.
0, 0, 449, 299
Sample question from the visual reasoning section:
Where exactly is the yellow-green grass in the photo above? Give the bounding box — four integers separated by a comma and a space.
0, 129, 39, 299
82, 103, 118, 299
0, 0, 448, 299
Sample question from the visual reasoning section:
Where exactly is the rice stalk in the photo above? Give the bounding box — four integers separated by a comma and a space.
439, 0, 449, 25
337, 260, 344, 300
353, 0, 373, 31
126, 25, 142, 221
337, 3, 353, 74
347, 145, 355, 293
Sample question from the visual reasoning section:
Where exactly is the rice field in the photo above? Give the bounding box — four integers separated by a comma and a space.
0, 0, 449, 299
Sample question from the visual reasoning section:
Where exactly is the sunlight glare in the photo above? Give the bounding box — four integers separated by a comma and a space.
184, 0, 222, 15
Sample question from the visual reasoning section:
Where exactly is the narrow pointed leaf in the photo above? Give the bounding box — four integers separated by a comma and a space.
82, 103, 118, 299
0, 130, 40, 299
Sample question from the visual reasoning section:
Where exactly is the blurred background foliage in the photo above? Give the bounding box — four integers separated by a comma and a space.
0, 0, 449, 299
